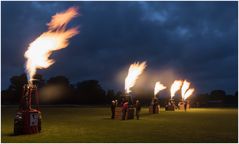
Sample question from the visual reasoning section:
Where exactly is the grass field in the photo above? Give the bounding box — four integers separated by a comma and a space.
1, 106, 238, 143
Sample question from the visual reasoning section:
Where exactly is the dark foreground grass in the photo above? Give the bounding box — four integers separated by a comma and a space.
1, 106, 238, 143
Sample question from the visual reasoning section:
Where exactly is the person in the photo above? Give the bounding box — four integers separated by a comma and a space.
135, 100, 141, 120
184, 101, 187, 112
153, 99, 158, 114
122, 100, 128, 120
111, 100, 116, 119
115, 100, 118, 107
120, 97, 125, 107
166, 101, 172, 110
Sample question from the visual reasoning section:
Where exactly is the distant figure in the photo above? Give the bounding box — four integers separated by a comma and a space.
111, 100, 116, 119
153, 99, 158, 114
122, 101, 128, 120
170, 100, 176, 109
120, 97, 125, 107
168, 101, 171, 106
135, 100, 141, 120
115, 100, 118, 107
184, 101, 187, 112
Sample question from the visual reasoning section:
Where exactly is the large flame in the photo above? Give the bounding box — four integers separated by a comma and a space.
125, 61, 147, 93
24, 7, 79, 82
170, 80, 182, 98
181, 80, 195, 100
183, 88, 195, 100
181, 80, 190, 99
154, 81, 166, 96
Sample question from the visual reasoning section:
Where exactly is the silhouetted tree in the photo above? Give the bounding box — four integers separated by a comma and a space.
106, 89, 116, 101
115, 91, 123, 98
75, 80, 106, 105
192, 93, 209, 107
47, 75, 70, 86
1, 73, 47, 105
2, 90, 15, 105
6, 73, 28, 104
210, 90, 226, 100
39, 76, 73, 104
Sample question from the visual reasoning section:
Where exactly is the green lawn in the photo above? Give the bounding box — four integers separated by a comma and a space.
1, 106, 238, 143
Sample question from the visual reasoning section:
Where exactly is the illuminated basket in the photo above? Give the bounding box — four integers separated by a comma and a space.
149, 105, 159, 114
114, 107, 135, 120
178, 102, 190, 110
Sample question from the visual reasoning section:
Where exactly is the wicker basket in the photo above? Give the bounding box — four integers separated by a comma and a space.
178, 102, 190, 110
149, 105, 159, 114
114, 107, 135, 120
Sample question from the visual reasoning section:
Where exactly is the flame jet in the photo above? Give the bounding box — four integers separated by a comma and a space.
170, 80, 182, 99
125, 61, 147, 94
183, 88, 195, 100
24, 7, 79, 82
181, 80, 195, 100
181, 80, 190, 99
154, 82, 166, 98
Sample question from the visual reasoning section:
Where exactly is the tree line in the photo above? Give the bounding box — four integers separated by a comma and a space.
1, 73, 238, 107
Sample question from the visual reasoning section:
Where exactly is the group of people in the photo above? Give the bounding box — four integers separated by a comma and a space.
111, 98, 189, 120
111, 98, 141, 120
151, 98, 159, 114
166, 99, 188, 111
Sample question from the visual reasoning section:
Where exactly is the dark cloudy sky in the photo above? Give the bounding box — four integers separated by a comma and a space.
2, 1, 238, 94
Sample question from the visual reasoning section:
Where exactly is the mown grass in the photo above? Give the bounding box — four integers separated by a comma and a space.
1, 107, 238, 143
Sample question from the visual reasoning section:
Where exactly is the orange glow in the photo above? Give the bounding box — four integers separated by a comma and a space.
181, 80, 195, 100
24, 7, 79, 82
154, 81, 166, 96
181, 80, 190, 99
170, 80, 182, 98
183, 88, 195, 100
125, 61, 147, 93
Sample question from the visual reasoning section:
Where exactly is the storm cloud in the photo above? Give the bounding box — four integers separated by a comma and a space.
1, 1, 238, 94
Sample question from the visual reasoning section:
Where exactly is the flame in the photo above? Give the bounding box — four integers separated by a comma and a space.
181, 80, 195, 100
183, 88, 194, 100
181, 80, 190, 99
24, 7, 79, 82
125, 61, 147, 93
170, 80, 182, 98
154, 81, 166, 96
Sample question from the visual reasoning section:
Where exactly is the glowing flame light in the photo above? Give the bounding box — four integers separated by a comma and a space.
181, 80, 190, 99
24, 7, 79, 82
183, 88, 195, 100
125, 61, 147, 93
181, 80, 195, 100
170, 80, 182, 98
154, 82, 166, 96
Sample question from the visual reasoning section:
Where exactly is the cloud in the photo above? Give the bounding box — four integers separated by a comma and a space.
1, 1, 238, 94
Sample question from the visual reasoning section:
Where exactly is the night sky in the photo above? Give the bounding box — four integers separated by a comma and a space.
2, 1, 238, 94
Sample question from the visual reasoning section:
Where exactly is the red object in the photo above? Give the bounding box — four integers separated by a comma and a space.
122, 102, 128, 110
22, 109, 40, 134
14, 83, 42, 135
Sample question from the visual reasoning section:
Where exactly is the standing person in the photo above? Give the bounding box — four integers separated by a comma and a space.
153, 99, 158, 114
152, 99, 155, 114
122, 100, 128, 120
135, 100, 141, 120
155, 99, 159, 113
120, 97, 125, 107
111, 100, 116, 119
184, 101, 187, 112
115, 100, 118, 107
